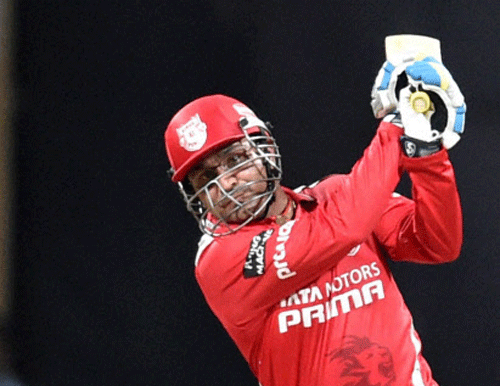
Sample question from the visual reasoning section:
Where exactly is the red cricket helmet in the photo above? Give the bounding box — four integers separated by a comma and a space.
165, 94, 265, 182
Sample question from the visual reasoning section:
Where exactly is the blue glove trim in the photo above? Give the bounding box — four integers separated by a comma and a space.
454, 104, 466, 134
378, 62, 395, 90
422, 56, 440, 64
406, 59, 442, 87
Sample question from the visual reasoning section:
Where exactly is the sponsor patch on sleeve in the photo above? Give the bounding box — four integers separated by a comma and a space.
243, 229, 274, 278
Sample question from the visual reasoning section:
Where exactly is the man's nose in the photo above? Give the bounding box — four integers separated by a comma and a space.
217, 170, 238, 192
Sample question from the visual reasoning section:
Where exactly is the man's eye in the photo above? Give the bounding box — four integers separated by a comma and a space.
225, 153, 249, 169
194, 170, 218, 188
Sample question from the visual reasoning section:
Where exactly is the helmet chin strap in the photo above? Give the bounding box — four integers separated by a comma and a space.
258, 189, 276, 221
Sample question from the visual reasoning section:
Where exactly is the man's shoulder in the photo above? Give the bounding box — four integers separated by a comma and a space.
194, 225, 275, 267
194, 234, 215, 267
285, 174, 348, 200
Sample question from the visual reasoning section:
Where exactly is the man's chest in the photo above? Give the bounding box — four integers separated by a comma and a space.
274, 238, 394, 333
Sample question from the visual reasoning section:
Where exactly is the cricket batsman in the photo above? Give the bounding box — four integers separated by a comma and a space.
163, 35, 465, 385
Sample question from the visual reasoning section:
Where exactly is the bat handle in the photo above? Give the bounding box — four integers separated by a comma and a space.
410, 91, 432, 113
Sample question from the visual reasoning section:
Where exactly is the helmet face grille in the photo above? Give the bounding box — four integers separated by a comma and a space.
177, 124, 282, 236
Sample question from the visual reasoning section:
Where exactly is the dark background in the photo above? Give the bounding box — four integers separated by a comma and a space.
11, 1, 500, 385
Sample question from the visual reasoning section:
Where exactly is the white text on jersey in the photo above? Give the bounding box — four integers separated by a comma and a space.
278, 279, 385, 333
273, 220, 296, 280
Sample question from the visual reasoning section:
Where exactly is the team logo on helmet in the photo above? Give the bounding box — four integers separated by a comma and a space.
176, 114, 208, 152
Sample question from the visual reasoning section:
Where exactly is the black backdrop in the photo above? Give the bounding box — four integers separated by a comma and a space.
12, 1, 500, 385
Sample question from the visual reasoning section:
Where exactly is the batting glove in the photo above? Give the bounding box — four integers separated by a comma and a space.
403, 57, 466, 150
371, 58, 414, 119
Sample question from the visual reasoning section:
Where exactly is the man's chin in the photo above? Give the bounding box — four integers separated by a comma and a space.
223, 201, 267, 224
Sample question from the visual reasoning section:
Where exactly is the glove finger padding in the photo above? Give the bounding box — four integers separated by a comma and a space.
371, 60, 412, 118
404, 57, 466, 149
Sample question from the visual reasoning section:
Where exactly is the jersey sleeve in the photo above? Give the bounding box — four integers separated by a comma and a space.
195, 121, 406, 321
373, 148, 463, 264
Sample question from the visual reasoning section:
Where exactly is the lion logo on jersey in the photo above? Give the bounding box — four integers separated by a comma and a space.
326, 335, 396, 386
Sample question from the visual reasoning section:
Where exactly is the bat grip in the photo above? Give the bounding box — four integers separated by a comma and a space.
410, 91, 432, 113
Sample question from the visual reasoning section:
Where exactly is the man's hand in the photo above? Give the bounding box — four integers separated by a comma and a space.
403, 57, 466, 150
371, 60, 412, 119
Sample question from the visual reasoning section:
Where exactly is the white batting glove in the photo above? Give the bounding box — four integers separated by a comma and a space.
404, 57, 466, 150
371, 58, 415, 118
398, 86, 443, 157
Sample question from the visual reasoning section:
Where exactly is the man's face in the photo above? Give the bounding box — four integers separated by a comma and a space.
186, 140, 269, 223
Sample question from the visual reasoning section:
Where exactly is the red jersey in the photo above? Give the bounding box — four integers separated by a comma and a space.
194, 121, 462, 386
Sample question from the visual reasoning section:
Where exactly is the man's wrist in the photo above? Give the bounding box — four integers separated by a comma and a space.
400, 135, 442, 157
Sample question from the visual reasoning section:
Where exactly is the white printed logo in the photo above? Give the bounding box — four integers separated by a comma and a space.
347, 244, 361, 256
232, 103, 256, 117
273, 220, 296, 280
176, 114, 207, 152
278, 279, 385, 333
277, 262, 384, 333
405, 141, 417, 157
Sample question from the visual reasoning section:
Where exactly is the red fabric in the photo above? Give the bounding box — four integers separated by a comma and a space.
194, 121, 462, 386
